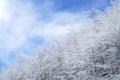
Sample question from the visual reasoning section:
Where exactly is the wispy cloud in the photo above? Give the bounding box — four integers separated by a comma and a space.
0, 0, 110, 66
0, 0, 10, 22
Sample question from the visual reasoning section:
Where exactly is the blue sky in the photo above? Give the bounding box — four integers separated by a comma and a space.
52, 0, 110, 11
0, 0, 111, 70
33, 0, 111, 12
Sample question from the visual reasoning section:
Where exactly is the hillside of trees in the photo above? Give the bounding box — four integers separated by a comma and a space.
1, 0, 120, 80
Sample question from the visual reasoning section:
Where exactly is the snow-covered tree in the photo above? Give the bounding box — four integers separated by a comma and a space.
1, 0, 120, 80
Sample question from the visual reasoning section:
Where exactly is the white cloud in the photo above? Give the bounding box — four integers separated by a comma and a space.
0, 0, 10, 21
0, 0, 90, 65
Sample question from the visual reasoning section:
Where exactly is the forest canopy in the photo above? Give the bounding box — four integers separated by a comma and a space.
0, 0, 120, 80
